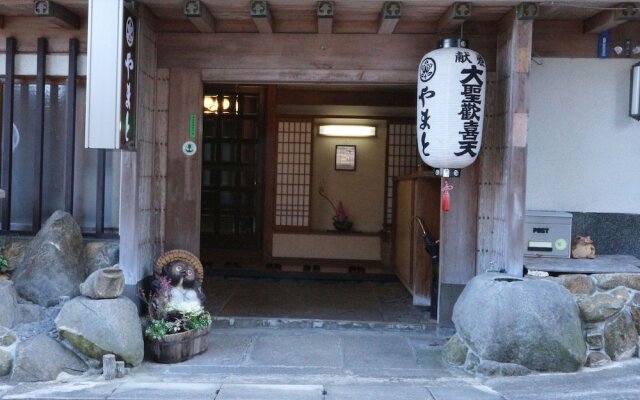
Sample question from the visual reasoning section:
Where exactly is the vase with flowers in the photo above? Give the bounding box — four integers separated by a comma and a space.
319, 187, 353, 232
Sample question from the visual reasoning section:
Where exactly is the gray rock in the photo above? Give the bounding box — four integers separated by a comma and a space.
585, 352, 611, 368
604, 311, 639, 361
576, 294, 625, 323
84, 241, 119, 275
55, 297, 144, 367
79, 267, 125, 299
3, 241, 26, 272
476, 360, 532, 376
559, 274, 595, 295
0, 281, 45, 328
442, 334, 468, 366
12, 211, 85, 306
464, 351, 480, 372
0, 281, 18, 328
0, 327, 17, 376
586, 330, 603, 351
593, 274, 640, 291
630, 293, 640, 334
611, 287, 630, 303
453, 273, 586, 372
11, 335, 87, 382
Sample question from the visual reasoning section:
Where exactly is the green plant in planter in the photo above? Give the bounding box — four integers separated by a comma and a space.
139, 277, 212, 341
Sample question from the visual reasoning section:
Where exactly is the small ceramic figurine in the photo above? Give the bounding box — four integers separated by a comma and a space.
153, 250, 205, 309
571, 236, 596, 259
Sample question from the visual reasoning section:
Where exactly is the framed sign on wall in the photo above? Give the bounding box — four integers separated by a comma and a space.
335, 145, 356, 171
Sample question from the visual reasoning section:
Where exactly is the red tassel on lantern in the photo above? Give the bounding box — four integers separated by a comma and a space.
442, 180, 453, 212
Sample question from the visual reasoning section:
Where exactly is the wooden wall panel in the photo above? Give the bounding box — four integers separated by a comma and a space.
154, 68, 169, 255
439, 162, 479, 285
476, 11, 532, 277
165, 68, 203, 255
0, 17, 87, 53
157, 33, 497, 83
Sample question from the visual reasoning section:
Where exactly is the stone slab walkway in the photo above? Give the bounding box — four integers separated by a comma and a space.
2, 326, 640, 399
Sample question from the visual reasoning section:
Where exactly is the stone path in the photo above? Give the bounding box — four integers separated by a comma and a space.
2, 326, 640, 399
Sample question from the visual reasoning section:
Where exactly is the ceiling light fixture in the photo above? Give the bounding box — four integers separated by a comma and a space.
318, 125, 376, 138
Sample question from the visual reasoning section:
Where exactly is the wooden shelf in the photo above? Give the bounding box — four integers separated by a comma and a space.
525, 255, 640, 274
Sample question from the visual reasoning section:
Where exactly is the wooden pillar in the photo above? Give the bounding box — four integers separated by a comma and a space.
118, 6, 160, 286
476, 10, 532, 277
165, 68, 202, 255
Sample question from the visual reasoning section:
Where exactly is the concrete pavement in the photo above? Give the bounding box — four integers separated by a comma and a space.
2, 326, 640, 399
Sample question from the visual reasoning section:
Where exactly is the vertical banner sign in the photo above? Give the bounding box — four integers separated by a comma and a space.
120, 5, 137, 150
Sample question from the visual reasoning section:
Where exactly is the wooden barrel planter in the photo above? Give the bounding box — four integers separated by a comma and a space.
145, 324, 211, 364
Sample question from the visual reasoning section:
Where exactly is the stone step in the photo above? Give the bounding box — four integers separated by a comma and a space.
211, 316, 437, 332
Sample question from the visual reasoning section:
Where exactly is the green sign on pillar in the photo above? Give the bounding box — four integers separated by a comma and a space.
189, 114, 197, 140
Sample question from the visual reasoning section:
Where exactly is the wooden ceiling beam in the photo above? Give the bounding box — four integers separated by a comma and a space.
184, 0, 215, 33
33, 0, 81, 30
250, 0, 273, 33
584, 2, 639, 34
378, 2, 402, 34
317, 1, 334, 34
437, 2, 471, 34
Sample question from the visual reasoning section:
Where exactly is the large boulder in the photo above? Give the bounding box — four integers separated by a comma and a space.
11, 335, 87, 382
12, 211, 85, 306
79, 267, 125, 299
55, 297, 144, 367
453, 273, 586, 372
84, 241, 119, 275
0, 281, 45, 328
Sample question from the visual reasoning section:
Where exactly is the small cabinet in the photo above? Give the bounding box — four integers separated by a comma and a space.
392, 173, 440, 306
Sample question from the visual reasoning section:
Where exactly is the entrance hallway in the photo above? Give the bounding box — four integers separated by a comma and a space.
202, 277, 433, 326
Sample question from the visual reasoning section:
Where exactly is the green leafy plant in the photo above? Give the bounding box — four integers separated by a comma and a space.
139, 277, 212, 340
0, 255, 8, 274
0, 241, 9, 274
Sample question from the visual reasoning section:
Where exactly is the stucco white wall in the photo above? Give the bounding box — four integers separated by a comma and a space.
527, 58, 640, 214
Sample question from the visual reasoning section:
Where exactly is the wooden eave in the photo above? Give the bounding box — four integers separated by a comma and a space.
0, 1, 637, 34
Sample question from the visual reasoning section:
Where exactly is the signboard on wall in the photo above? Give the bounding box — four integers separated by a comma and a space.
120, 5, 137, 150
86, 0, 137, 150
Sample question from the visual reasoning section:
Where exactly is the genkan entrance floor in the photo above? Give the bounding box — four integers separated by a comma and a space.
202, 277, 433, 325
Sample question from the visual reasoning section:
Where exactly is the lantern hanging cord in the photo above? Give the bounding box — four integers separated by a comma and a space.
540, 2, 638, 11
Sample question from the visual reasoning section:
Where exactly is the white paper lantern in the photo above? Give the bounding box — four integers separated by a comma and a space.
416, 39, 487, 175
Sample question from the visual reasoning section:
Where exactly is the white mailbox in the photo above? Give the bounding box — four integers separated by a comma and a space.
524, 211, 572, 258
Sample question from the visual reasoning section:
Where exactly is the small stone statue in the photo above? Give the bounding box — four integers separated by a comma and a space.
571, 236, 596, 259
152, 250, 205, 309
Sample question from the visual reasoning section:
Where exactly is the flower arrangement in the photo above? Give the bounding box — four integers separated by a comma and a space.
139, 277, 212, 341
319, 187, 353, 231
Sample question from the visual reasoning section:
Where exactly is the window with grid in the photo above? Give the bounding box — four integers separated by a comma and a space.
275, 120, 312, 228
385, 122, 419, 225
